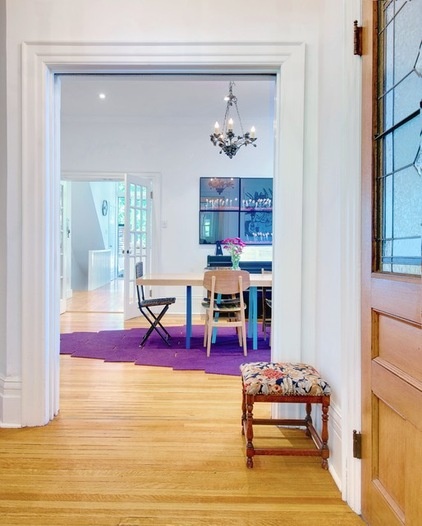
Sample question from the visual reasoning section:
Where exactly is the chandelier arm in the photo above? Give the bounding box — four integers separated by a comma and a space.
222, 97, 234, 134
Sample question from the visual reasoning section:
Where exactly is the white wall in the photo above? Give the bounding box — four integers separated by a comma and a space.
0, 0, 362, 512
70, 181, 117, 290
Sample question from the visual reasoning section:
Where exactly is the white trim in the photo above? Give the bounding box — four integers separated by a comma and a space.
327, 400, 343, 491
0, 375, 22, 427
340, 0, 362, 514
61, 171, 126, 181
271, 49, 305, 361
20, 42, 305, 426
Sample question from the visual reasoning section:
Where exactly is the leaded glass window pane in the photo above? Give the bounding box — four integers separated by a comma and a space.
376, 0, 422, 276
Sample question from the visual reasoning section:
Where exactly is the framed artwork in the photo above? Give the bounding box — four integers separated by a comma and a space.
240, 211, 273, 243
199, 177, 272, 245
240, 178, 273, 211
199, 211, 239, 245
199, 177, 240, 210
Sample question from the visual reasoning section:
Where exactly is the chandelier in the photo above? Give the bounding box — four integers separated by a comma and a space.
210, 82, 257, 159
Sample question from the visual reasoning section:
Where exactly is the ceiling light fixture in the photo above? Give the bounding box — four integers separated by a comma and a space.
98, 93, 106, 100
210, 82, 257, 159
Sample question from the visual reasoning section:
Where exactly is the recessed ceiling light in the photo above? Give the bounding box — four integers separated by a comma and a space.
98, 93, 106, 100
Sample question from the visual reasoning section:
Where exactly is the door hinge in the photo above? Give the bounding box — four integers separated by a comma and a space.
353, 430, 362, 459
353, 20, 362, 56
150, 190, 153, 199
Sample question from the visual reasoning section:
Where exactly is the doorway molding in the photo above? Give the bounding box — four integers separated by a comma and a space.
20, 42, 305, 425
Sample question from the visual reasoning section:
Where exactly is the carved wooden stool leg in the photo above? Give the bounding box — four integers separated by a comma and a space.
245, 394, 255, 468
320, 396, 330, 469
241, 386, 246, 435
304, 402, 312, 437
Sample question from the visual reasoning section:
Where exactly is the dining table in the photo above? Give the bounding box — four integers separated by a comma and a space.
136, 272, 272, 350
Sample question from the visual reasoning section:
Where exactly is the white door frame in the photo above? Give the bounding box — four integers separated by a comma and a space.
14, 38, 364, 514
21, 43, 305, 388
20, 42, 305, 418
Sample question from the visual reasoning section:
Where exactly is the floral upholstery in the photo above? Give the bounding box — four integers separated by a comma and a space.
240, 362, 331, 396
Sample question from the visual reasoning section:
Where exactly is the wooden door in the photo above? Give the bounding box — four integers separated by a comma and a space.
361, 1, 422, 525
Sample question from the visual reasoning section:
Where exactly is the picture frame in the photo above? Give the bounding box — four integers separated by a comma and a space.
199, 177, 240, 211
199, 177, 273, 245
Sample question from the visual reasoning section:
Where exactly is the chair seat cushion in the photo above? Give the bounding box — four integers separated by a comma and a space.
240, 362, 331, 396
140, 297, 176, 307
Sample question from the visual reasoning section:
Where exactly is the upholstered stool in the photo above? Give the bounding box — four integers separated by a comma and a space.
240, 362, 331, 469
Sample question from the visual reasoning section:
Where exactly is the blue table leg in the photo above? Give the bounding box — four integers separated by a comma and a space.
186, 285, 192, 349
248, 286, 258, 350
211, 293, 222, 343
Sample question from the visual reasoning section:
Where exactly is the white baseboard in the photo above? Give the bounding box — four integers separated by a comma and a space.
0, 374, 22, 427
327, 400, 342, 491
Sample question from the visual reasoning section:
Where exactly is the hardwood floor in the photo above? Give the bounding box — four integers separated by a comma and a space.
0, 284, 365, 525
60, 280, 202, 333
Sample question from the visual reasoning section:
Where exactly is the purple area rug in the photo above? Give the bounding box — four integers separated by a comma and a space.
60, 325, 271, 376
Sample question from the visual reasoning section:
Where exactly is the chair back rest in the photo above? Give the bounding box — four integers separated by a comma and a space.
135, 261, 145, 303
203, 270, 250, 295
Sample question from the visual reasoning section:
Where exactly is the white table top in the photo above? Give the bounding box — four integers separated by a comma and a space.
137, 272, 272, 287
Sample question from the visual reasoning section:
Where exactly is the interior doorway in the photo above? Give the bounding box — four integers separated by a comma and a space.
60, 172, 156, 319
21, 40, 307, 430
59, 73, 276, 320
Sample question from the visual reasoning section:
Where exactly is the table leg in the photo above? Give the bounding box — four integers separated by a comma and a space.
186, 285, 192, 349
211, 293, 222, 344
248, 286, 258, 350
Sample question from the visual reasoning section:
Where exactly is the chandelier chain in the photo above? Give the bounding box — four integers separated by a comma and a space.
210, 81, 257, 159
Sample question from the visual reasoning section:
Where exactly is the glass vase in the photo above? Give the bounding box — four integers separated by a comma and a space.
231, 253, 241, 270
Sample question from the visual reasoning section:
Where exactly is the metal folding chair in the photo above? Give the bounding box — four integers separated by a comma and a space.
135, 262, 176, 347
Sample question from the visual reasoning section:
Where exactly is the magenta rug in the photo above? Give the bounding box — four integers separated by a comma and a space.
60, 325, 271, 376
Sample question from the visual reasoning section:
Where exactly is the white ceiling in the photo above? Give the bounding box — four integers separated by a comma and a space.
60, 74, 276, 122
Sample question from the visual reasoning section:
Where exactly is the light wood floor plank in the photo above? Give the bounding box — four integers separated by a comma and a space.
0, 358, 364, 526
0, 285, 365, 525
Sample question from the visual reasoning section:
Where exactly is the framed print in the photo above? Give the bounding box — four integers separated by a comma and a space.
240, 210, 273, 244
199, 177, 273, 245
240, 178, 273, 210
199, 211, 239, 245
200, 177, 240, 210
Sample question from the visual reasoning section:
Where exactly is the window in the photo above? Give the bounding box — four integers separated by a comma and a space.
375, 0, 422, 275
